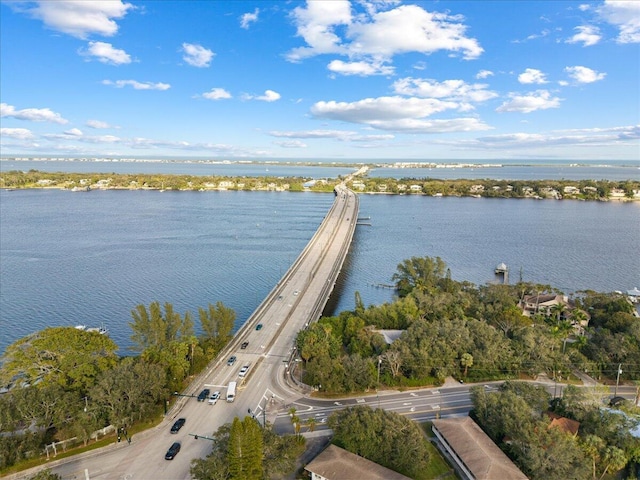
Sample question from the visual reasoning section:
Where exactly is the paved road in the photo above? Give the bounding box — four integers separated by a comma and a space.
26, 185, 358, 480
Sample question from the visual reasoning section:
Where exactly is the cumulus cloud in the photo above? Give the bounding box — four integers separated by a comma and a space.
86, 120, 112, 129
496, 90, 562, 113
328, 59, 394, 76
565, 66, 606, 83
1, 128, 35, 140
566, 25, 601, 46
392, 78, 498, 103
202, 88, 232, 100
81, 41, 131, 65
240, 8, 259, 29
243, 90, 281, 102
18, 0, 133, 39
1, 103, 68, 124
182, 43, 215, 67
518, 68, 548, 84
597, 0, 640, 43
102, 80, 171, 90
476, 70, 494, 79
310, 96, 491, 133
286, 2, 482, 71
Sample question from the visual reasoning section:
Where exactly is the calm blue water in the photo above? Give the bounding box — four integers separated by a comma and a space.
1, 183, 639, 355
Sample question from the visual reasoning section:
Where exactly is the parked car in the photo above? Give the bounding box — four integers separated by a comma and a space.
227, 355, 237, 366
255, 324, 263, 330
165, 442, 181, 460
293, 290, 299, 296
197, 388, 210, 402
170, 418, 185, 434
208, 391, 220, 405
239, 365, 249, 377
241, 341, 249, 349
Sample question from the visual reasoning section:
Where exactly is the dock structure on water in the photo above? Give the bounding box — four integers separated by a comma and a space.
494, 263, 509, 284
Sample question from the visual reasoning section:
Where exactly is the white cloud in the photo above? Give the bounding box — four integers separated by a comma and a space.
182, 43, 215, 67
0, 128, 35, 140
287, 0, 351, 61
518, 68, 548, 84
20, 0, 133, 39
392, 78, 498, 103
202, 88, 232, 100
347, 5, 483, 60
64, 128, 83, 136
327, 59, 394, 76
597, 0, 640, 43
82, 41, 131, 65
496, 90, 562, 113
240, 8, 259, 29
286, 2, 482, 68
102, 80, 171, 90
476, 70, 494, 79
566, 25, 601, 46
86, 120, 112, 129
274, 140, 307, 148
310, 96, 491, 133
269, 129, 396, 143
565, 66, 606, 83
1, 103, 68, 124
244, 90, 281, 102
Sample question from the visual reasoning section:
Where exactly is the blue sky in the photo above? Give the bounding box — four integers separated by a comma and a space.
1, 0, 639, 161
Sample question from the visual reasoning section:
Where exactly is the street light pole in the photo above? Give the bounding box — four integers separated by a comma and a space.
615, 363, 622, 396
377, 357, 382, 409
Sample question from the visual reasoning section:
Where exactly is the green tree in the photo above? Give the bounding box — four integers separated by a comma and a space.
460, 353, 473, 377
0, 327, 118, 393
92, 357, 165, 428
228, 417, 263, 480
391, 256, 447, 297
329, 406, 430, 478
129, 301, 194, 352
198, 301, 236, 348
28, 470, 62, 480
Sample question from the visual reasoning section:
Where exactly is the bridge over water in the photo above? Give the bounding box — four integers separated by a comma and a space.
23, 184, 360, 479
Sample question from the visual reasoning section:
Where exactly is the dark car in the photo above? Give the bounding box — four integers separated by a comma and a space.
227, 355, 237, 366
241, 341, 249, 349
197, 388, 210, 402
170, 418, 185, 434
165, 442, 181, 460
255, 324, 263, 330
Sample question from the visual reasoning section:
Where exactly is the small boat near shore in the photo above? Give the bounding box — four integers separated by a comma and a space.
75, 324, 108, 335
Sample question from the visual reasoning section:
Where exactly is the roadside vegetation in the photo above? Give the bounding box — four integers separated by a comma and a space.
2, 255, 638, 477
2, 169, 639, 201
0, 301, 235, 473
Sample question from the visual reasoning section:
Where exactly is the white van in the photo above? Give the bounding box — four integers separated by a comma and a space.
226, 381, 237, 402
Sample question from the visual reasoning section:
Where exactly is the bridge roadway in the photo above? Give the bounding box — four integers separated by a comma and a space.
33, 184, 359, 480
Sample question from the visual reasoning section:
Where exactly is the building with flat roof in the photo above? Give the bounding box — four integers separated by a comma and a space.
304, 444, 412, 480
432, 417, 528, 480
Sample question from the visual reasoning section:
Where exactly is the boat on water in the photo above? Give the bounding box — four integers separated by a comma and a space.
75, 324, 108, 335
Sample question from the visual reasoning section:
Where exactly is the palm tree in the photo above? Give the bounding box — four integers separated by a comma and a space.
550, 302, 567, 325
460, 353, 473, 377
305, 417, 316, 432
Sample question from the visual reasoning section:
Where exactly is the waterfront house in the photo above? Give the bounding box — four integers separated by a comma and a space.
409, 184, 422, 192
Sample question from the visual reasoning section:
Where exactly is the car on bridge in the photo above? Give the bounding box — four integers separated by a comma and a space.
241, 341, 249, 349
164, 442, 181, 460
255, 324, 263, 330
170, 418, 185, 434
227, 355, 237, 366
197, 389, 210, 402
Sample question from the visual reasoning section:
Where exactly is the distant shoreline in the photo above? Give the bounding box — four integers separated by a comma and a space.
1, 169, 639, 202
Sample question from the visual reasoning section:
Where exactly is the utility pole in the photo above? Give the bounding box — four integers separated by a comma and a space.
614, 363, 622, 396
377, 357, 382, 409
